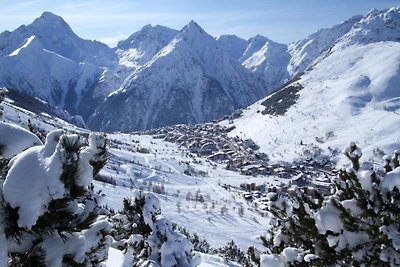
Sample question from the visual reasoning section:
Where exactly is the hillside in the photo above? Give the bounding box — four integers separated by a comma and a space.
222, 7, 400, 166
2, 90, 293, 266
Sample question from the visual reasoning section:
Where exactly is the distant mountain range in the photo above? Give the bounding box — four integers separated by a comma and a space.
0, 7, 399, 132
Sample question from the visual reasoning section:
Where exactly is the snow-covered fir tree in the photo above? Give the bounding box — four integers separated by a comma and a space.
252, 142, 400, 266
218, 240, 250, 266
0, 87, 7, 121
177, 227, 211, 254
0, 126, 111, 266
112, 190, 200, 267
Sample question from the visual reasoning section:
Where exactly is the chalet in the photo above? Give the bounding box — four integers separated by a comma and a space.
240, 164, 266, 175
242, 192, 253, 200
200, 142, 218, 152
152, 134, 166, 139
243, 138, 259, 150
207, 151, 228, 161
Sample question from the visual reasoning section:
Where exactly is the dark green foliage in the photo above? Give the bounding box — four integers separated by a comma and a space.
2, 205, 27, 244
393, 150, 400, 168
255, 143, 400, 266
3, 133, 110, 266
0, 88, 8, 175
121, 197, 153, 239
0, 144, 8, 177
111, 192, 199, 266
247, 246, 260, 266
176, 226, 212, 254
9, 248, 46, 267
0, 87, 8, 120
261, 82, 303, 116
111, 194, 158, 266
61, 256, 86, 267
27, 119, 47, 143
260, 188, 336, 267
343, 142, 361, 171
89, 133, 108, 177
383, 156, 393, 173
112, 196, 154, 261
218, 240, 251, 266
85, 228, 112, 266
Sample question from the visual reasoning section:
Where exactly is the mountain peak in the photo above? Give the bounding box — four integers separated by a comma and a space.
332, 6, 400, 51
117, 24, 178, 51
248, 34, 270, 45
181, 20, 205, 34
141, 24, 153, 31
31, 11, 73, 34
39, 11, 62, 19
36, 11, 69, 26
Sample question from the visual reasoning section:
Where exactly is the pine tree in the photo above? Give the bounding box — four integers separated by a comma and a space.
253, 141, 400, 266
0, 87, 7, 121
0, 87, 8, 174
393, 150, 400, 168
112, 190, 200, 267
218, 240, 250, 266
1, 130, 111, 266
175, 226, 212, 254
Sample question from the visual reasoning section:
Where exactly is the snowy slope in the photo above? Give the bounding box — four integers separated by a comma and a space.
332, 6, 400, 50
88, 21, 268, 131
287, 15, 363, 76
240, 35, 290, 89
292, 6, 400, 76
216, 35, 248, 60
3, 98, 280, 258
223, 40, 400, 165
221, 7, 400, 165
217, 34, 290, 90
117, 24, 178, 68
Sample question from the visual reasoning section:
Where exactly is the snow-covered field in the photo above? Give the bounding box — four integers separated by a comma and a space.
99, 132, 275, 250
3, 100, 292, 266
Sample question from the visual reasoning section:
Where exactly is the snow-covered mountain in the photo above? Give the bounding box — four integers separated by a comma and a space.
240, 35, 290, 89
117, 24, 178, 68
217, 34, 290, 89
1, 7, 399, 134
287, 15, 363, 76
0, 14, 272, 132
0, 12, 117, 66
0, 12, 118, 117
222, 7, 400, 165
216, 35, 248, 60
332, 7, 400, 50
88, 21, 268, 131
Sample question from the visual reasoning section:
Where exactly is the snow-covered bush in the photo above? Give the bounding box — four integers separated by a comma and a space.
253, 142, 400, 266
112, 190, 200, 267
0, 128, 111, 266
177, 227, 212, 254
0, 87, 7, 121
218, 240, 250, 266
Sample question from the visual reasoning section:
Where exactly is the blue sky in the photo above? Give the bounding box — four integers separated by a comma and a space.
0, 0, 398, 47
